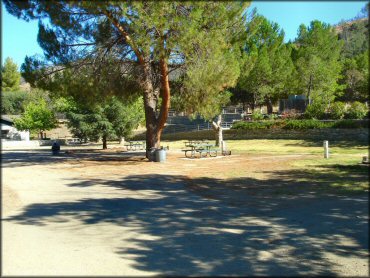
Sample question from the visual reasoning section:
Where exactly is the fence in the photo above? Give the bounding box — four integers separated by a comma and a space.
162, 122, 234, 134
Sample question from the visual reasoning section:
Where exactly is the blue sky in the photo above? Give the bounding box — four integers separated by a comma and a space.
1, 1, 368, 68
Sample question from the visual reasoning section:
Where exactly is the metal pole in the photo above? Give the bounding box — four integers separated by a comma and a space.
323, 140, 329, 159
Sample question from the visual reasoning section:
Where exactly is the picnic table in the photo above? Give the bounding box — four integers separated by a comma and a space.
124, 140, 146, 151
184, 139, 209, 147
182, 142, 219, 158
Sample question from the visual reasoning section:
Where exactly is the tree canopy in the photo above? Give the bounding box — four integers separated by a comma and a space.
14, 98, 58, 137
5, 1, 250, 157
1, 57, 21, 91
292, 20, 343, 105
232, 15, 294, 112
62, 96, 144, 149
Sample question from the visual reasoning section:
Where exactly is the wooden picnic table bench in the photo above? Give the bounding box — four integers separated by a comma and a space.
124, 140, 146, 151
184, 140, 209, 147
182, 143, 219, 158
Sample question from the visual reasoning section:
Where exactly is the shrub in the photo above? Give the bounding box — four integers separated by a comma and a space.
251, 110, 264, 121
332, 119, 369, 128
283, 119, 332, 129
345, 101, 368, 119
329, 101, 347, 119
231, 120, 278, 130
267, 113, 279, 120
304, 102, 327, 119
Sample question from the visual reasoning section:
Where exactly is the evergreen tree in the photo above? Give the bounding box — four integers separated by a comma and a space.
293, 20, 343, 107
337, 50, 369, 102
234, 15, 294, 113
1, 57, 21, 91
64, 97, 144, 149
4, 1, 249, 158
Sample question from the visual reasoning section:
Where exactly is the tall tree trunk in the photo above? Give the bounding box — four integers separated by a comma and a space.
307, 74, 313, 104
142, 59, 170, 160
105, 11, 170, 160
266, 99, 273, 114
102, 135, 107, 149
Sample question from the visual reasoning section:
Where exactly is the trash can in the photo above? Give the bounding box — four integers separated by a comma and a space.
148, 147, 157, 162
51, 141, 60, 155
155, 148, 166, 162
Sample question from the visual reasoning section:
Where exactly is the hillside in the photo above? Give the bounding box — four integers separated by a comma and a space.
334, 17, 368, 58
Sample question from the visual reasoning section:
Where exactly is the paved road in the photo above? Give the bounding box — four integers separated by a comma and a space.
2, 150, 369, 276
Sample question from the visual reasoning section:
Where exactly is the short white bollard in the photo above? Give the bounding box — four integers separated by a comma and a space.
323, 140, 329, 159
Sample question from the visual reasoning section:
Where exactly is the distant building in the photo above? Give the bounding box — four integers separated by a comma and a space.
1, 115, 30, 141
279, 95, 308, 113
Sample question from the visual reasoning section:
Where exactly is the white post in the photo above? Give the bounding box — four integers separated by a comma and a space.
323, 140, 329, 159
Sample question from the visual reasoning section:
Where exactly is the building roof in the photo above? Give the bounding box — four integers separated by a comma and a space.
1, 115, 21, 124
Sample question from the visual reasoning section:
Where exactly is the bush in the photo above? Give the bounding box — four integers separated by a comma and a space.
283, 119, 333, 129
1, 90, 29, 114
332, 119, 369, 128
345, 101, 368, 119
231, 119, 368, 130
231, 120, 280, 130
329, 102, 347, 119
304, 102, 327, 119
266, 114, 279, 120
251, 110, 264, 121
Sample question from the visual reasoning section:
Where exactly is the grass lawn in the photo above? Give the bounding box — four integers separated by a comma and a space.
162, 138, 369, 192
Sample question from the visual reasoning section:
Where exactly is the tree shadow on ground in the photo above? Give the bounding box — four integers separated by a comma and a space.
5, 171, 368, 276
1, 150, 147, 168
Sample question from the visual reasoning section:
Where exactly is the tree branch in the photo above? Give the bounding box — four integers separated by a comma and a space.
102, 9, 145, 65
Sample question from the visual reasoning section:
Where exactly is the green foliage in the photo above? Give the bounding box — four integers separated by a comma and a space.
304, 102, 327, 119
267, 114, 279, 120
1, 88, 51, 115
235, 15, 294, 110
14, 99, 58, 133
232, 118, 368, 130
1, 57, 21, 91
251, 110, 264, 121
293, 20, 343, 105
329, 101, 347, 119
345, 101, 368, 119
283, 119, 332, 129
337, 18, 368, 59
52, 96, 76, 113
6, 1, 249, 129
231, 120, 279, 130
332, 119, 368, 128
1, 91, 29, 114
65, 97, 144, 146
337, 50, 369, 102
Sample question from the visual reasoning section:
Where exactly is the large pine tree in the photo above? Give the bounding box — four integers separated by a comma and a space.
4, 1, 249, 159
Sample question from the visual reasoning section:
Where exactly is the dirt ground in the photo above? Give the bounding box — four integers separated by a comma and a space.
2, 146, 369, 276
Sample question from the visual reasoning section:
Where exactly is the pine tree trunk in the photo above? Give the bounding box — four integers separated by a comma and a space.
307, 74, 313, 104
266, 99, 273, 114
102, 135, 107, 149
142, 59, 170, 160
